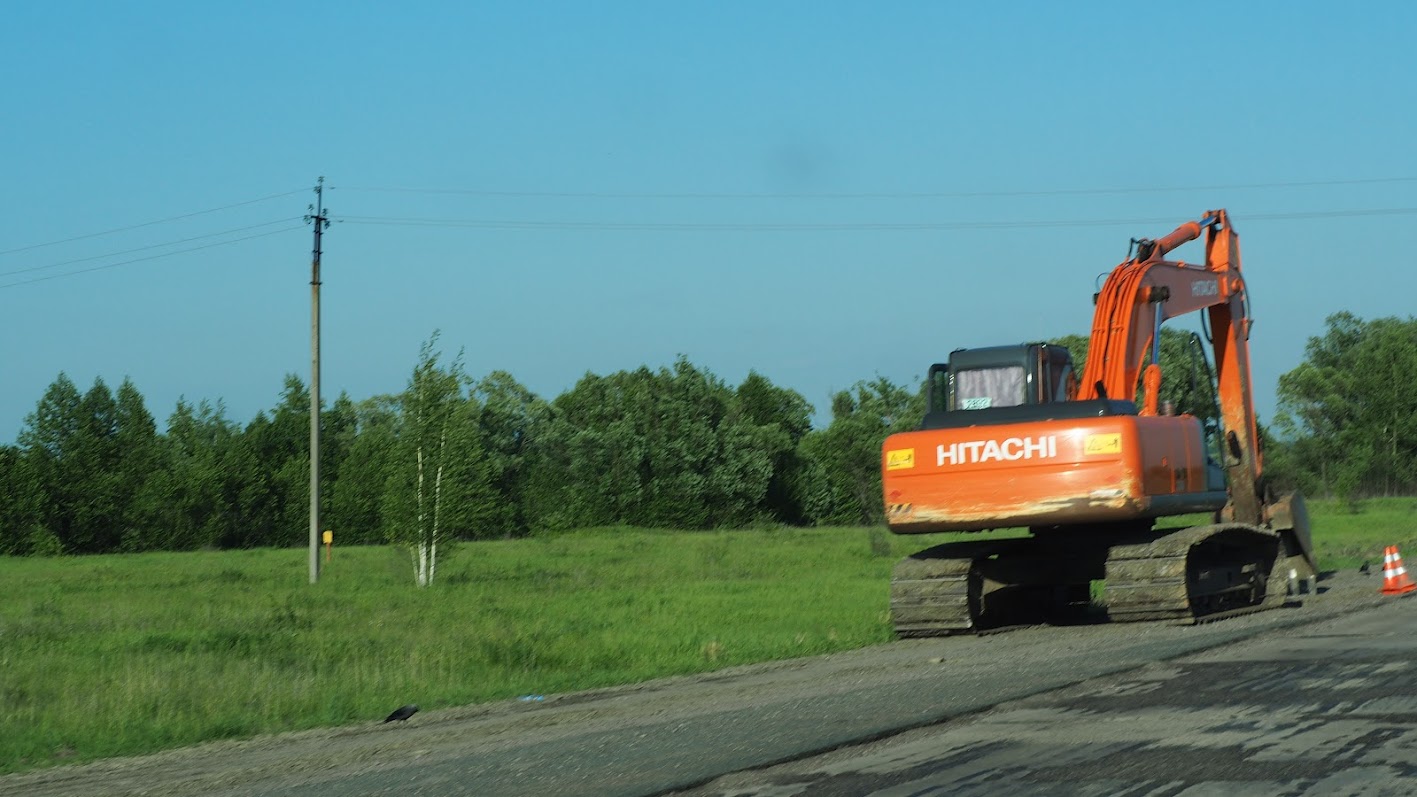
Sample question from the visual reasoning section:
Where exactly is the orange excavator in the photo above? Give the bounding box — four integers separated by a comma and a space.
881, 210, 1318, 634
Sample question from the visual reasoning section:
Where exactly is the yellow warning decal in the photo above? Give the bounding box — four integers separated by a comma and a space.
1084, 433, 1122, 455
886, 448, 916, 470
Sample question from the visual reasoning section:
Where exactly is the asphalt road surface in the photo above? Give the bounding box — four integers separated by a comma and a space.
4, 570, 1408, 797
678, 584, 1417, 796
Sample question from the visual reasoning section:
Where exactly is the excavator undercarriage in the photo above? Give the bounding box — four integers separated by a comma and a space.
891, 506, 1317, 636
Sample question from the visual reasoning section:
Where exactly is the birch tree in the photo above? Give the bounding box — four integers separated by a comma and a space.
385, 333, 476, 586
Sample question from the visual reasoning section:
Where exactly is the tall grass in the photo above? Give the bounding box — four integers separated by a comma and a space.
0, 526, 959, 774
2, 499, 1412, 774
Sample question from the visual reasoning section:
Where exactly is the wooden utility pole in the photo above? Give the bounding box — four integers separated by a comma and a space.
305, 177, 329, 585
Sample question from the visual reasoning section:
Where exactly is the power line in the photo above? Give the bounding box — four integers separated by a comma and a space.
0, 218, 303, 279
0, 224, 306, 289
1246, 207, 1417, 221
335, 207, 1417, 232
332, 176, 1417, 200
8, 179, 1408, 262
0, 188, 309, 258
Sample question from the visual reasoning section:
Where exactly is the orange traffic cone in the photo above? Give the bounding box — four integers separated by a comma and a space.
1381, 546, 1417, 595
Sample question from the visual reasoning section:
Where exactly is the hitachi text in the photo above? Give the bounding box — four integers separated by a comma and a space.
937, 436, 1058, 466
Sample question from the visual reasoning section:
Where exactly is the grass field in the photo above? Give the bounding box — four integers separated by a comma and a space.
3, 497, 1416, 775
1298, 497, 1417, 570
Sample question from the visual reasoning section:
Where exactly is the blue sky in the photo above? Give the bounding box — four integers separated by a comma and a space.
2, 1, 1414, 441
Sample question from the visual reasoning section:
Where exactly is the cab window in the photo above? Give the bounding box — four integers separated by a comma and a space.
954, 366, 1026, 409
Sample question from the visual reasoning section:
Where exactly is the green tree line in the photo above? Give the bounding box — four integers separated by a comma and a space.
0, 342, 922, 556
2, 313, 1410, 557
1269, 312, 1417, 501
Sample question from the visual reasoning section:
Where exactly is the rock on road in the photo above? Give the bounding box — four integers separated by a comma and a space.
3, 571, 1409, 796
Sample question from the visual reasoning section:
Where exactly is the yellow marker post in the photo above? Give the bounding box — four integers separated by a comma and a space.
322, 530, 333, 563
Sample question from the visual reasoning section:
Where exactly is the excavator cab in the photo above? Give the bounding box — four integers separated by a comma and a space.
920, 343, 1115, 432
926, 343, 1075, 413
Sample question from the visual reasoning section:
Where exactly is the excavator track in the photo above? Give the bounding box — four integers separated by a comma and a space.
891, 539, 1036, 636
1103, 524, 1287, 624
891, 537, 1101, 636
891, 524, 1292, 637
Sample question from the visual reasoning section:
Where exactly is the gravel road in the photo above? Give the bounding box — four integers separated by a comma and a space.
2, 568, 1395, 797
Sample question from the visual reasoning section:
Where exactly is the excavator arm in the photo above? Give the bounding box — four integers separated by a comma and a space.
1077, 209, 1263, 524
